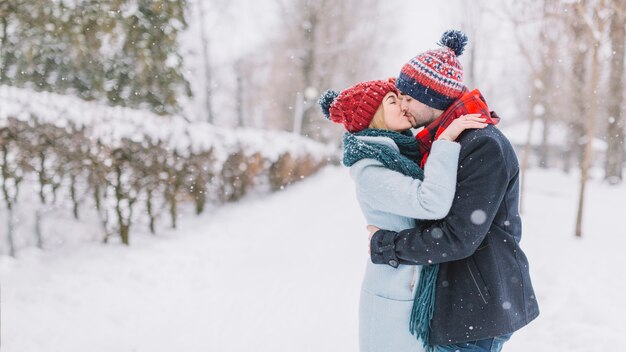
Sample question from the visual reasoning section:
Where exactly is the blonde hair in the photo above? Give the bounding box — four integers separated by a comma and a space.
368, 104, 387, 130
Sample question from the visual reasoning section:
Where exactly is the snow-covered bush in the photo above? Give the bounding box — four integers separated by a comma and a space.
0, 85, 339, 254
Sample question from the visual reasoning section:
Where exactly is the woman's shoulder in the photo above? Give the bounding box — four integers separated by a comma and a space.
344, 134, 398, 180
348, 158, 385, 180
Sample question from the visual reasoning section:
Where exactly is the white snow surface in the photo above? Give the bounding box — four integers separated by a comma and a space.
1, 166, 625, 351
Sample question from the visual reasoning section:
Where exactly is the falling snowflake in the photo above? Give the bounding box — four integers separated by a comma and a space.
471, 209, 487, 225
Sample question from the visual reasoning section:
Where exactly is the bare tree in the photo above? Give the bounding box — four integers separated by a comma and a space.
232, 49, 271, 129
0, 120, 25, 256
268, 0, 381, 140
60, 124, 91, 221
502, 0, 562, 212
140, 139, 169, 235
196, 0, 215, 123
190, 0, 231, 123
538, 33, 558, 169
573, 0, 609, 237
535, 0, 563, 169
109, 141, 144, 245
604, 0, 625, 184
29, 123, 64, 249
455, 0, 489, 90
164, 150, 187, 230
563, 5, 592, 174
234, 59, 245, 127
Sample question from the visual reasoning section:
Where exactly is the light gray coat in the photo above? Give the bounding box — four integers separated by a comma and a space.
349, 136, 460, 352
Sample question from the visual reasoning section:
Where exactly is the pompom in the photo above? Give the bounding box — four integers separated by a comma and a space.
438, 30, 468, 57
318, 89, 339, 119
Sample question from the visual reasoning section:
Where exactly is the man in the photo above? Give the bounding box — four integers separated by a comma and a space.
367, 30, 539, 351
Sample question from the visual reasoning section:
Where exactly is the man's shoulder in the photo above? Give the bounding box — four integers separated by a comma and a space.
458, 125, 513, 151
457, 125, 519, 168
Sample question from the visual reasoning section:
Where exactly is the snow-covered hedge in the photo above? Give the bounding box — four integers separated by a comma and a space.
0, 85, 338, 254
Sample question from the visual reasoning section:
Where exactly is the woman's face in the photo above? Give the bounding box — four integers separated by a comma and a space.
382, 92, 412, 131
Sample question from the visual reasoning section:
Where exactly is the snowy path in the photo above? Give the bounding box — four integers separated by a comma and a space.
1, 166, 625, 351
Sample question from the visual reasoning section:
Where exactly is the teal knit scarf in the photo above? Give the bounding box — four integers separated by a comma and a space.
343, 129, 423, 179
343, 128, 439, 351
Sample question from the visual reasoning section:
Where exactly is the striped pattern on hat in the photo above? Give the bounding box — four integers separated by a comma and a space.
396, 30, 468, 111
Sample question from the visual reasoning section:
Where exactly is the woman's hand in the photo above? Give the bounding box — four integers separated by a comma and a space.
437, 114, 487, 141
366, 225, 380, 255
367, 225, 380, 241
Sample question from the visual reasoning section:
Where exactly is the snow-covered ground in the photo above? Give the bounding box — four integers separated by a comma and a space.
1, 166, 625, 351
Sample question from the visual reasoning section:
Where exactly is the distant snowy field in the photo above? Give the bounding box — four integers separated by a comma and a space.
1, 166, 625, 351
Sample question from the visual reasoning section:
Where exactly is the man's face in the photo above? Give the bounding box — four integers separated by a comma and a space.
400, 93, 438, 128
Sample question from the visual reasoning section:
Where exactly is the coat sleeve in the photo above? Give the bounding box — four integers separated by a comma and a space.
370, 134, 512, 266
352, 140, 461, 220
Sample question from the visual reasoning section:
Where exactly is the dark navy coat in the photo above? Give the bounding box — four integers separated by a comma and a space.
370, 125, 539, 345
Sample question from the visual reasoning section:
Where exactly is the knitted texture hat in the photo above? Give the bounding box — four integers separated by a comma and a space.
319, 79, 398, 133
396, 30, 468, 111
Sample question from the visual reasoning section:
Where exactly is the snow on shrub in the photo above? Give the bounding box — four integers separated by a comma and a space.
0, 85, 338, 253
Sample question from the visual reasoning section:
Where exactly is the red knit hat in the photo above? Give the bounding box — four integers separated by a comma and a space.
396, 30, 468, 110
319, 79, 398, 133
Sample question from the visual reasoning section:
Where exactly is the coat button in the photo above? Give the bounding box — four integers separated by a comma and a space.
388, 259, 398, 267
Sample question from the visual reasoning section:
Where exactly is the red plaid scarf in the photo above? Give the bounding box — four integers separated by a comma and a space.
415, 89, 500, 168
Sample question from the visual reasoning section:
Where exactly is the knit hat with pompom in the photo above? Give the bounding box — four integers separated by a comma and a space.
396, 30, 469, 110
318, 79, 397, 133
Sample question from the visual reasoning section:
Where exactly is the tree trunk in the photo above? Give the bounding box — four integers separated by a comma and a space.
166, 176, 180, 230
70, 174, 79, 219
6, 203, 15, 257
0, 15, 8, 82
539, 116, 550, 168
198, 1, 214, 123
575, 33, 602, 238
569, 18, 589, 173
539, 33, 557, 168
38, 151, 47, 203
191, 177, 206, 215
1, 144, 17, 256
574, 0, 607, 237
466, 37, 477, 89
101, 209, 112, 244
35, 151, 47, 248
119, 223, 130, 246
235, 59, 244, 127
299, 5, 318, 138
114, 165, 132, 245
146, 189, 156, 235
519, 80, 540, 214
458, 0, 481, 89
35, 208, 44, 249
93, 181, 101, 211
169, 190, 177, 229
604, 4, 625, 184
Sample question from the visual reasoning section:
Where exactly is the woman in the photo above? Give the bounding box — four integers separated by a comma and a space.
319, 79, 486, 352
